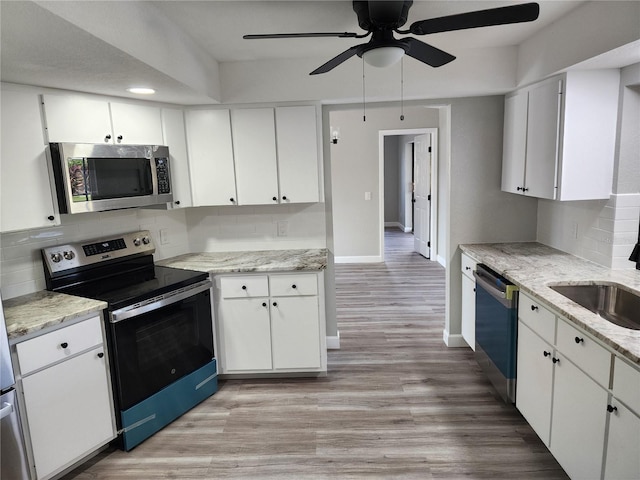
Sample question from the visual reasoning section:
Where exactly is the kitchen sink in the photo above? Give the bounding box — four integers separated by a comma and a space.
549, 283, 640, 330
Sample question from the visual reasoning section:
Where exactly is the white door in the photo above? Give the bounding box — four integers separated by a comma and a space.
413, 134, 431, 258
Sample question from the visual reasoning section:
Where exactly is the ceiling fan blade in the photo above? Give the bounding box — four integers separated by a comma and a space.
404, 38, 455, 67
310, 45, 361, 75
244, 32, 361, 40
407, 2, 540, 35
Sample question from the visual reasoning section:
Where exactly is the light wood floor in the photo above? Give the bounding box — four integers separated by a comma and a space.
62, 229, 567, 479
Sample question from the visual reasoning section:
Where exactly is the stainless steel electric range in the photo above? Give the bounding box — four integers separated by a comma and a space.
42, 231, 217, 451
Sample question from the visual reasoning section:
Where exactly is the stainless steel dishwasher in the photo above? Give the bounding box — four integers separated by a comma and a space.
473, 264, 519, 403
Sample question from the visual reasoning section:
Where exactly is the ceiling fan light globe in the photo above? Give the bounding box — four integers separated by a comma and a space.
362, 46, 404, 68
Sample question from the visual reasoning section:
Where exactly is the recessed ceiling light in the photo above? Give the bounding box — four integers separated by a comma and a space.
127, 87, 156, 95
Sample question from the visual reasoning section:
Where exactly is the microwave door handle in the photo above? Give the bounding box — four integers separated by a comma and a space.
109, 280, 211, 323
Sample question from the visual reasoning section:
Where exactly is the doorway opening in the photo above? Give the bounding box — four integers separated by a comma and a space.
379, 128, 438, 261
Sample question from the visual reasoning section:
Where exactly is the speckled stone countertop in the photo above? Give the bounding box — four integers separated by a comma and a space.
156, 249, 328, 273
4, 291, 107, 341
460, 242, 640, 364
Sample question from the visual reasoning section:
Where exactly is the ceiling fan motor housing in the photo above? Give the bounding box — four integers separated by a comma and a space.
353, 0, 413, 31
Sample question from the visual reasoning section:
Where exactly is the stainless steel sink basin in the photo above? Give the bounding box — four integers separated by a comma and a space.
549, 283, 640, 330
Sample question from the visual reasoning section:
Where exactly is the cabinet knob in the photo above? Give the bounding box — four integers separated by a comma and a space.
517, 186, 523, 191
175, 200, 181, 205
531, 305, 539, 311
60, 342, 68, 349
262, 302, 267, 307
117, 135, 123, 142
272, 302, 278, 307
282, 196, 288, 201
292, 284, 297, 289
229, 198, 235, 203
465, 266, 471, 270
105, 134, 111, 141
97, 352, 104, 359
47, 215, 55, 221
607, 404, 618, 413
272, 197, 278, 201
552, 357, 560, 364
241, 285, 247, 290
574, 336, 584, 344
543, 351, 551, 357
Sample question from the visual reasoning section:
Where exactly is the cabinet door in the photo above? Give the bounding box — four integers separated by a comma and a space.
275, 106, 320, 203
186, 109, 237, 206
501, 91, 528, 194
109, 102, 164, 145
232, 108, 279, 205
270, 296, 321, 370
1, 89, 59, 232
219, 298, 272, 371
42, 94, 113, 144
461, 274, 476, 351
21, 347, 115, 479
516, 321, 554, 446
604, 399, 640, 480
161, 108, 192, 208
550, 354, 607, 480
524, 79, 562, 200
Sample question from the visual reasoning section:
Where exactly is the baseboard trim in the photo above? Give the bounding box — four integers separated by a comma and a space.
326, 332, 341, 350
335, 256, 383, 264
437, 254, 446, 268
442, 330, 469, 348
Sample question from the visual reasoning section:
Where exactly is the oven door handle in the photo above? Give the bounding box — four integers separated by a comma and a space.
109, 279, 212, 323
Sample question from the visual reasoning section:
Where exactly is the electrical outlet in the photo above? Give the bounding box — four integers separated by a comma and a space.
277, 221, 288, 237
160, 229, 169, 245
364, 192, 372, 201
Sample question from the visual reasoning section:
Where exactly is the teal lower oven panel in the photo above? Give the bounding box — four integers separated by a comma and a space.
120, 359, 217, 451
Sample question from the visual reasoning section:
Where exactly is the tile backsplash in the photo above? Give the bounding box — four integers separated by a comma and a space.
0, 203, 327, 300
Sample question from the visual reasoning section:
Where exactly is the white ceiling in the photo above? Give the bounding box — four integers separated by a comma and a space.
2, 0, 627, 105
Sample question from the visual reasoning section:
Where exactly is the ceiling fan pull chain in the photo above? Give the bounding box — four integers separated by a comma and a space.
362, 58, 366, 122
400, 57, 405, 121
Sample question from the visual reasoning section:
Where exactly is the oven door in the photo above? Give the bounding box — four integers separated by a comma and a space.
108, 280, 214, 411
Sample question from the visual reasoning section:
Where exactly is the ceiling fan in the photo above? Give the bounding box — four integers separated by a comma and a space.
244, 1, 540, 75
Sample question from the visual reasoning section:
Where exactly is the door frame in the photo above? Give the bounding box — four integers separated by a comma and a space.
378, 128, 438, 261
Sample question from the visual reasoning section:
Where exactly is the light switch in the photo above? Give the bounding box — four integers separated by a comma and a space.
364, 192, 372, 201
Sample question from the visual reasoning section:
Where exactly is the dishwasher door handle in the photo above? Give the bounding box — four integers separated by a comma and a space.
474, 270, 518, 308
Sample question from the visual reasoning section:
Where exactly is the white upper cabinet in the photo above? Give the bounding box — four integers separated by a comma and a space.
161, 108, 192, 208
502, 70, 619, 201
186, 109, 238, 206
109, 102, 164, 145
42, 94, 164, 145
1, 87, 59, 232
231, 108, 280, 206
275, 106, 320, 204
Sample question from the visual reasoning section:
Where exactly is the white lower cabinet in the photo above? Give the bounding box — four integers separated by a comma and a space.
15, 315, 116, 480
516, 321, 554, 445
215, 272, 325, 375
460, 253, 477, 350
515, 292, 640, 480
550, 354, 608, 480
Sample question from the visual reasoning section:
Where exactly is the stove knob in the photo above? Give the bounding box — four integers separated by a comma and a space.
63, 251, 75, 260
142, 236, 151, 245
133, 237, 142, 247
51, 253, 62, 263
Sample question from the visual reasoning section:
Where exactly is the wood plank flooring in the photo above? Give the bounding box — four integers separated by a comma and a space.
62, 229, 567, 479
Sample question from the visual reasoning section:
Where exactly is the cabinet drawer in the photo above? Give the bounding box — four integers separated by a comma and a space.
16, 316, 103, 375
461, 253, 478, 280
270, 274, 318, 297
556, 318, 611, 387
613, 356, 640, 414
519, 292, 556, 344
220, 275, 268, 298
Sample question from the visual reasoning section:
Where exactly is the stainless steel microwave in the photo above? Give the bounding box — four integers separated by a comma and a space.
48, 143, 173, 214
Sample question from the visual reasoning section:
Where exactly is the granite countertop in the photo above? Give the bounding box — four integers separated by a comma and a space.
460, 242, 640, 364
4, 291, 107, 341
156, 248, 328, 274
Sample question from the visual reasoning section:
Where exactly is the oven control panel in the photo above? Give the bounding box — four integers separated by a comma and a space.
42, 230, 155, 275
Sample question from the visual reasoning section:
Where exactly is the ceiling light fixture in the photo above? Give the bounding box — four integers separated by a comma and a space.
127, 87, 156, 95
362, 46, 405, 68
